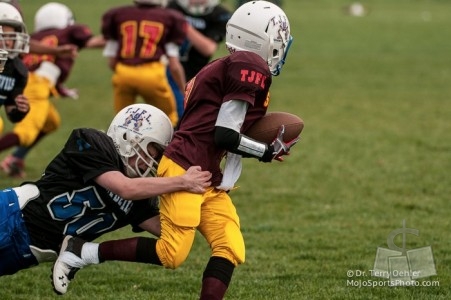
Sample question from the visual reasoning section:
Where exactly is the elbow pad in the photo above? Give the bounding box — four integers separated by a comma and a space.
214, 126, 274, 161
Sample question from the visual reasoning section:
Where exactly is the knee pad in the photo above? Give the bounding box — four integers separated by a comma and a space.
226, 221, 245, 265
156, 226, 196, 269
212, 221, 245, 266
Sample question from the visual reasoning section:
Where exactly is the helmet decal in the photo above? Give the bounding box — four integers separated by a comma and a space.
107, 104, 173, 178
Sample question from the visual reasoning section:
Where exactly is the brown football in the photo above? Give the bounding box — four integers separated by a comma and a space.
245, 112, 304, 144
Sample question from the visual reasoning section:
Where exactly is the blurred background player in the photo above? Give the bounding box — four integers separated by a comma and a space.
0, 2, 105, 178
0, 0, 78, 58
0, 2, 30, 138
167, 0, 231, 119
101, 0, 187, 127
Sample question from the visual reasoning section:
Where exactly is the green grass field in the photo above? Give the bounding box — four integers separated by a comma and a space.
1, 0, 451, 299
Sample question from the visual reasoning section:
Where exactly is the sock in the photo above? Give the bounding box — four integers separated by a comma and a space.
81, 242, 100, 265
0, 133, 20, 151
12, 146, 30, 160
98, 237, 139, 262
12, 131, 46, 159
200, 277, 228, 300
200, 256, 235, 300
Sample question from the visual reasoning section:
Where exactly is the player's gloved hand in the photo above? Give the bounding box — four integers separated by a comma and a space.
270, 125, 299, 162
259, 125, 299, 163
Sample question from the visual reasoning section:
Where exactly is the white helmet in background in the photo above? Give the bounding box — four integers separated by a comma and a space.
34, 2, 75, 32
107, 104, 174, 178
134, 0, 168, 7
225, 1, 292, 76
176, 0, 219, 16
0, 2, 29, 58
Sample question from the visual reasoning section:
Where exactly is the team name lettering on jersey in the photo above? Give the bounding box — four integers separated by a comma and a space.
0, 75, 15, 91
240, 69, 266, 89
108, 191, 133, 214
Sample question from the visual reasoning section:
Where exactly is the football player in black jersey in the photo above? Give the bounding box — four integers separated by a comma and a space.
167, 0, 231, 119
0, 103, 211, 276
0, 2, 30, 134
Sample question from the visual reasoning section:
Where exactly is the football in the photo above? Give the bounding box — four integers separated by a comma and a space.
245, 112, 304, 144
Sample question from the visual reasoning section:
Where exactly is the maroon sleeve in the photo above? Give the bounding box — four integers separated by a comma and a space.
167, 9, 188, 46
223, 51, 272, 107
101, 7, 119, 41
69, 24, 94, 49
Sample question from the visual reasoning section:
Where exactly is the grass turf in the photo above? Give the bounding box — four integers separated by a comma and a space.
0, 0, 450, 299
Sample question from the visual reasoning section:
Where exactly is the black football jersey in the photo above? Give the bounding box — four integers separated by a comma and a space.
22, 128, 159, 251
168, 2, 231, 81
0, 57, 28, 108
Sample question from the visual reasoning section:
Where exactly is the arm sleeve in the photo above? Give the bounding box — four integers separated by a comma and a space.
103, 40, 119, 57
214, 100, 273, 161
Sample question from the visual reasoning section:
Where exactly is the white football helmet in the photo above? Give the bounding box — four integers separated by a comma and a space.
175, 0, 219, 16
0, 2, 29, 58
107, 104, 174, 178
134, 0, 168, 7
225, 1, 292, 76
34, 2, 75, 32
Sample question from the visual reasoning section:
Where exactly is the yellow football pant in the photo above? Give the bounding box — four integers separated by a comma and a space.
112, 62, 178, 127
156, 156, 245, 269
12, 73, 60, 146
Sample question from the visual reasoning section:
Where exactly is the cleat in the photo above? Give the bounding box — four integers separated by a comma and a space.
52, 236, 86, 295
1, 155, 26, 178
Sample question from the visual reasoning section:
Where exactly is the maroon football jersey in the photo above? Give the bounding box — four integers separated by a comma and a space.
101, 5, 187, 65
22, 24, 94, 85
165, 51, 272, 186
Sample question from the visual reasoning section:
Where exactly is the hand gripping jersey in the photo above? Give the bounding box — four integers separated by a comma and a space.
164, 51, 272, 186
22, 128, 159, 252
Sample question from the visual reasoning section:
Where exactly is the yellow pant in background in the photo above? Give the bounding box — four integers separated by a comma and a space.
112, 62, 178, 127
12, 73, 60, 147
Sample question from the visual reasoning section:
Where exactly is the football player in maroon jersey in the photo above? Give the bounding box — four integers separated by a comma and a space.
0, 2, 105, 178
0, 0, 78, 59
52, 2, 297, 299
0, 103, 211, 276
101, 0, 187, 127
